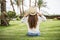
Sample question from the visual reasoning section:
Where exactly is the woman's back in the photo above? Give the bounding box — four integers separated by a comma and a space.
28, 14, 38, 29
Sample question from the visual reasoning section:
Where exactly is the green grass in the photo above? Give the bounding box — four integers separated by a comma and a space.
0, 20, 60, 40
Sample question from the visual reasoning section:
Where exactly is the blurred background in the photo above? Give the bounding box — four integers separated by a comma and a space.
0, 0, 60, 40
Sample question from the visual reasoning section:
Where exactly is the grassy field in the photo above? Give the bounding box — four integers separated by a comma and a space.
0, 20, 60, 40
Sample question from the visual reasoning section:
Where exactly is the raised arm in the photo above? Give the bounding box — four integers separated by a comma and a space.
24, 13, 29, 17
20, 13, 29, 23
37, 12, 46, 21
37, 12, 42, 17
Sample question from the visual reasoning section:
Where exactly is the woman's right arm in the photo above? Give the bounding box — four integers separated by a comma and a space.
20, 13, 29, 23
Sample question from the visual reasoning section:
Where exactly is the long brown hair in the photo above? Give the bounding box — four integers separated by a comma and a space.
28, 14, 38, 29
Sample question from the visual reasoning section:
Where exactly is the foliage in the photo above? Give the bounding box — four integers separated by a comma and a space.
38, 0, 47, 10
38, 0, 43, 8
7, 11, 16, 18
16, 16, 20, 21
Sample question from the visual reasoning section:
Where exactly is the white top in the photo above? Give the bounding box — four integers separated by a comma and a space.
21, 15, 46, 33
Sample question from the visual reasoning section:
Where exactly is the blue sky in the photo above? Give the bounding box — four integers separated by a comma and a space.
6, 0, 60, 15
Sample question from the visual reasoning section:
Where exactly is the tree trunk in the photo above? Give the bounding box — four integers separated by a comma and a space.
22, 0, 24, 16
19, 6, 23, 19
17, 0, 21, 16
17, 0, 23, 18
20, 7, 22, 16
10, 0, 15, 12
39, 7, 40, 12
29, 0, 31, 7
1, 0, 9, 26
35, 0, 37, 6
19, 0, 24, 19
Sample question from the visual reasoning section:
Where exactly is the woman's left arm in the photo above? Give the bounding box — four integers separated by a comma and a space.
41, 15, 46, 21
37, 12, 46, 21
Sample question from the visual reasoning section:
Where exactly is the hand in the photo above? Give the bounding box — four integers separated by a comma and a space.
37, 12, 42, 16
24, 13, 29, 17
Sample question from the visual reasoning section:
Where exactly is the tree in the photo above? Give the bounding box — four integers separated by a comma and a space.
0, 0, 1, 25
10, 0, 15, 12
15, 0, 23, 18
7, 11, 16, 20
35, 0, 37, 6
29, 0, 31, 7
0, 0, 2, 3
38, 0, 47, 11
1, 0, 9, 26
22, 0, 24, 16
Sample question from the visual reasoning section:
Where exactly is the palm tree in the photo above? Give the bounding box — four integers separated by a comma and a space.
0, 0, 1, 3
35, 0, 37, 6
10, 0, 15, 12
15, 0, 25, 18
38, 0, 47, 11
29, 0, 31, 7
0, 0, 1, 12
15, 0, 22, 16
22, 0, 24, 16
0, 0, 1, 25
1, 0, 9, 26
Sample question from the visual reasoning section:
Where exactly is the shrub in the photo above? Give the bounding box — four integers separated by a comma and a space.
16, 17, 20, 21
7, 11, 16, 18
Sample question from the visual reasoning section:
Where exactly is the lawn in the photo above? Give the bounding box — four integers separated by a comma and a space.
0, 20, 60, 40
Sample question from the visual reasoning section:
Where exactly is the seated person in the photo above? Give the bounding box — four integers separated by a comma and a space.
21, 7, 46, 36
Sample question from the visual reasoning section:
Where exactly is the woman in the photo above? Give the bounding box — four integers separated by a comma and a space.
21, 7, 46, 36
